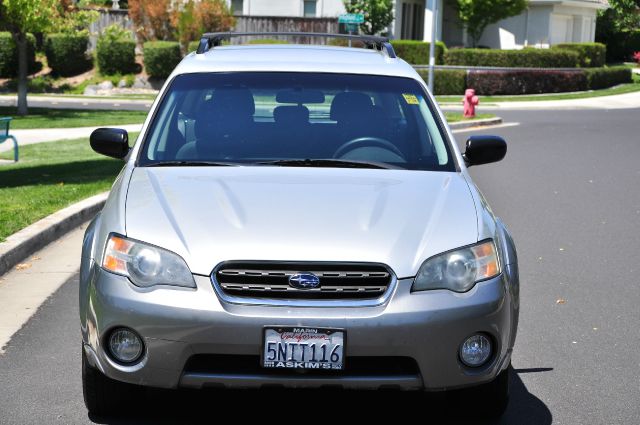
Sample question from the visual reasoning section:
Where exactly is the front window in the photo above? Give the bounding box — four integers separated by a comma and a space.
303, 0, 317, 17
139, 72, 455, 172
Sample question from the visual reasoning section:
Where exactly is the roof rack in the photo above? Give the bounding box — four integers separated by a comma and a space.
195, 32, 396, 58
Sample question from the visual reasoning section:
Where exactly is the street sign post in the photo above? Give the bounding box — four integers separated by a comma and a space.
339, 14, 365, 47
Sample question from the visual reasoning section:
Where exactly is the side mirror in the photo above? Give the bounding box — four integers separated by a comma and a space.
463, 135, 507, 167
90, 128, 130, 160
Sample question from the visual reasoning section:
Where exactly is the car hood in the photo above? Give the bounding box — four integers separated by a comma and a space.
125, 167, 478, 278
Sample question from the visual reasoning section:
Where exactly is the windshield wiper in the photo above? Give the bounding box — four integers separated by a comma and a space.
255, 159, 398, 169
146, 161, 240, 167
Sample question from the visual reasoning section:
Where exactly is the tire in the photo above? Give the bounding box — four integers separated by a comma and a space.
82, 346, 141, 416
465, 365, 510, 419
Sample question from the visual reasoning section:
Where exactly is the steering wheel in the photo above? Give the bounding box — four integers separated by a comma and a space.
333, 136, 405, 160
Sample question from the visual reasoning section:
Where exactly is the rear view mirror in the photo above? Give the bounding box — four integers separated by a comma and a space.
463, 135, 507, 167
90, 128, 130, 160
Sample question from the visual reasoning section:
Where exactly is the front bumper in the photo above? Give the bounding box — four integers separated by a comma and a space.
81, 264, 518, 391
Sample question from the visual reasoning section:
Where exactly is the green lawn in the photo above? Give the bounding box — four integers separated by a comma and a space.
437, 80, 640, 104
0, 136, 133, 241
0, 107, 147, 130
445, 112, 495, 123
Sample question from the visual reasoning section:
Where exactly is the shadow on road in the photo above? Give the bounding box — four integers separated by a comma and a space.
89, 368, 552, 425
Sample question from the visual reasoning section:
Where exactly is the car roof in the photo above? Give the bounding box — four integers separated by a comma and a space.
173, 44, 421, 80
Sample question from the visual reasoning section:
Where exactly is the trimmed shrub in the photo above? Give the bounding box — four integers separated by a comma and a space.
187, 40, 200, 53
467, 69, 587, 95
552, 43, 606, 67
0, 32, 37, 78
97, 25, 137, 75
45, 33, 92, 77
584, 66, 632, 90
144, 41, 182, 79
444, 48, 580, 68
416, 69, 467, 95
391, 40, 447, 65
604, 30, 640, 62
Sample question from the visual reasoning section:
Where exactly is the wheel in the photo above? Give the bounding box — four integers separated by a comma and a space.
82, 346, 141, 416
333, 136, 405, 159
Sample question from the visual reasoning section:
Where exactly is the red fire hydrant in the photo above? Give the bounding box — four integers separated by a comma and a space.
462, 88, 479, 118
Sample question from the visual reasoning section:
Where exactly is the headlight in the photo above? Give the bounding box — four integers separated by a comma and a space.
102, 234, 196, 288
412, 240, 500, 293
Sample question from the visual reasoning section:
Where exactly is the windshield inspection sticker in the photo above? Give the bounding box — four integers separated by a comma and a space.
402, 93, 420, 105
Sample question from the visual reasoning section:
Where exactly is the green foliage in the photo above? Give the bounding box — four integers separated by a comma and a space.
447, 0, 528, 46
143, 41, 181, 79
187, 40, 200, 53
552, 43, 606, 67
45, 33, 92, 76
343, 0, 394, 35
1, 0, 59, 34
0, 32, 36, 77
56, 10, 99, 36
601, 30, 640, 62
96, 25, 137, 75
596, 0, 640, 61
417, 69, 467, 95
246, 39, 290, 44
584, 66, 632, 90
5, 75, 71, 93
173, 0, 235, 48
391, 40, 447, 65
444, 48, 580, 68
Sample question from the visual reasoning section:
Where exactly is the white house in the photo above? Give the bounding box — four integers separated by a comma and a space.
226, 0, 608, 48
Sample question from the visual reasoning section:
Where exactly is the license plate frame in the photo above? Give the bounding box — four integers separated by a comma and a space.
261, 326, 346, 371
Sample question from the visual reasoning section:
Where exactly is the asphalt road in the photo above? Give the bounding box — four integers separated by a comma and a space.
1, 108, 639, 424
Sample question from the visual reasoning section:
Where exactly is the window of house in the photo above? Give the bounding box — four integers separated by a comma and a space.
231, 0, 243, 15
303, 0, 317, 17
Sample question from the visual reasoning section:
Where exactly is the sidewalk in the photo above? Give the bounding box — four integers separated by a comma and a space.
440, 90, 640, 111
0, 123, 143, 153
0, 94, 153, 111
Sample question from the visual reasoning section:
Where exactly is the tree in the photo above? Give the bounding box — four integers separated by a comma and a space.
172, 0, 235, 49
0, 0, 59, 115
343, 0, 394, 35
595, 0, 640, 61
128, 0, 174, 42
448, 0, 528, 47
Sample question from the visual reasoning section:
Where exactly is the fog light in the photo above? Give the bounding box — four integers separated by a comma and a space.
459, 334, 492, 367
108, 328, 143, 364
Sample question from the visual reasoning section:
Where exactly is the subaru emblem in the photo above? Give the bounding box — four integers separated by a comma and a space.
288, 273, 320, 290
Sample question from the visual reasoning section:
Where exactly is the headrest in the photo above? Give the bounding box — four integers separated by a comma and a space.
330, 92, 374, 121
210, 87, 256, 117
273, 105, 309, 124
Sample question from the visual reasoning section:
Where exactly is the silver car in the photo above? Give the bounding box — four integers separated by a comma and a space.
80, 33, 518, 418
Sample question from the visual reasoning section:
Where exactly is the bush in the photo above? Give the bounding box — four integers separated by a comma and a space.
552, 43, 606, 67
45, 33, 92, 77
584, 66, 632, 90
173, 0, 235, 49
391, 40, 447, 65
604, 30, 640, 62
187, 40, 200, 53
416, 69, 466, 95
96, 25, 137, 75
0, 32, 37, 78
144, 41, 182, 78
444, 48, 580, 68
467, 69, 588, 95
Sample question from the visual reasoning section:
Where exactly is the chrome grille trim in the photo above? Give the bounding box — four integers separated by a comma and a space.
210, 261, 397, 308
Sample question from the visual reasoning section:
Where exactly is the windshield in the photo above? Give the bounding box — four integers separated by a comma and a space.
139, 72, 455, 171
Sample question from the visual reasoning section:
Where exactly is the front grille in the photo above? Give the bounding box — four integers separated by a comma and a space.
184, 354, 419, 377
214, 262, 393, 300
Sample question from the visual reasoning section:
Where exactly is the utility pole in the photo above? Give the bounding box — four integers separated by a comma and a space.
427, 0, 439, 93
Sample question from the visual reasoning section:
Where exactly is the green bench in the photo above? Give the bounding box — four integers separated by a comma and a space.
0, 117, 18, 162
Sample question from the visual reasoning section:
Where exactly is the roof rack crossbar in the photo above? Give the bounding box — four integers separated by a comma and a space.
195, 32, 396, 58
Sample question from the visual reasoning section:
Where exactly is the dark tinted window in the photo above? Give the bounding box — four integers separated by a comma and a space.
139, 72, 454, 171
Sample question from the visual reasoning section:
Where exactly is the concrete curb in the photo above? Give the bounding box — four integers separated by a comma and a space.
0, 192, 108, 277
449, 116, 503, 130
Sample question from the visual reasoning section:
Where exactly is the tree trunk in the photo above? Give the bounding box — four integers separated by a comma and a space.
15, 32, 28, 116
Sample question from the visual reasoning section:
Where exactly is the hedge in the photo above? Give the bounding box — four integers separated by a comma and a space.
444, 48, 580, 68
583, 66, 632, 90
391, 40, 447, 65
464, 66, 632, 95
45, 33, 92, 77
97, 38, 136, 75
0, 32, 37, 78
416, 69, 466, 95
144, 41, 181, 79
552, 42, 606, 67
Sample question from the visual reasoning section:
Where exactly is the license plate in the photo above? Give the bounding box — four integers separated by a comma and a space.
262, 327, 345, 371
